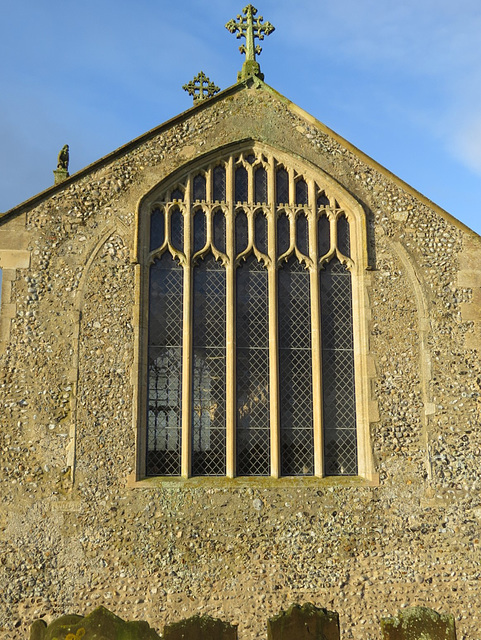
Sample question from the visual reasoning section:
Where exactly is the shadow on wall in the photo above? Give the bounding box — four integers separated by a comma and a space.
29, 603, 457, 640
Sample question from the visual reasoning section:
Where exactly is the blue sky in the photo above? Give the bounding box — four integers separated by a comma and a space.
0, 0, 480, 236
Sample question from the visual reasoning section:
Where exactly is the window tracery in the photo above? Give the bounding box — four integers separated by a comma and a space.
141, 147, 366, 478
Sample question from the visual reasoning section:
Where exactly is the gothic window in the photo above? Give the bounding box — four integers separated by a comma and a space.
142, 149, 364, 478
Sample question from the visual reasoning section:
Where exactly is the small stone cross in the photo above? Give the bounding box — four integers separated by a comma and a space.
183, 71, 220, 104
226, 4, 275, 81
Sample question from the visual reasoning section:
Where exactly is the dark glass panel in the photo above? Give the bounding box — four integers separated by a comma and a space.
254, 167, 267, 203
276, 168, 289, 205
278, 257, 314, 476
321, 259, 357, 475
277, 213, 290, 256
296, 213, 309, 256
337, 215, 351, 257
236, 256, 269, 475
192, 255, 226, 475
255, 213, 268, 254
171, 188, 184, 202
296, 179, 308, 205
170, 207, 184, 251
318, 215, 330, 258
235, 210, 248, 255
213, 210, 226, 254
193, 174, 206, 201
317, 191, 330, 207
213, 166, 226, 201
235, 166, 248, 202
146, 253, 183, 476
150, 207, 164, 252
193, 210, 206, 254
246, 153, 256, 164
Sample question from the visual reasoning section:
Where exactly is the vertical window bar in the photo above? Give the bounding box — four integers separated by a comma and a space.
146, 253, 183, 475
236, 256, 270, 475
321, 259, 358, 475
278, 257, 314, 475
192, 255, 226, 475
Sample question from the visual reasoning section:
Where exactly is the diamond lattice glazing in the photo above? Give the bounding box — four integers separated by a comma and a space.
321, 260, 357, 475
278, 257, 314, 475
192, 255, 226, 475
236, 256, 270, 475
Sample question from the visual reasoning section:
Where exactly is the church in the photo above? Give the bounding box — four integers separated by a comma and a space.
0, 5, 480, 639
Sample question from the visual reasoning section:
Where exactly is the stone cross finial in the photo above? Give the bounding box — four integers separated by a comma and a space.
183, 72, 220, 104
226, 4, 275, 82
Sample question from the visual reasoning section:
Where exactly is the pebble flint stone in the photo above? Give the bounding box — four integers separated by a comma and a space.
267, 603, 340, 640
381, 606, 457, 640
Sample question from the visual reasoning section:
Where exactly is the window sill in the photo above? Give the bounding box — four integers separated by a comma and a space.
127, 473, 380, 489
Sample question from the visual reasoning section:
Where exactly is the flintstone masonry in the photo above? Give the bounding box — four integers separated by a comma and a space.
0, 73, 480, 640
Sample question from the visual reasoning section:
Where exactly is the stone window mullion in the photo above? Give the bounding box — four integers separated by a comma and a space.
267, 156, 280, 477
308, 180, 324, 476
181, 179, 193, 477
225, 157, 236, 477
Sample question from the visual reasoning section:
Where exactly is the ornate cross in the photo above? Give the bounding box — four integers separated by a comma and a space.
226, 4, 275, 81
183, 71, 220, 104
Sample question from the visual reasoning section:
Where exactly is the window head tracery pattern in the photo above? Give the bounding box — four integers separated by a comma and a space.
144, 147, 360, 478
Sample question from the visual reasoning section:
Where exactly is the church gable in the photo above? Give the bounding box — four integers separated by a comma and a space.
1, 5, 481, 638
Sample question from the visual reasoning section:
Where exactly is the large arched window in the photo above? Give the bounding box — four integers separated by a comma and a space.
140, 148, 367, 478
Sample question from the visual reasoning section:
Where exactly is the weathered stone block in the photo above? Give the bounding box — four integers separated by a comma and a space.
29, 606, 161, 640
381, 606, 456, 640
267, 603, 340, 640
163, 614, 237, 640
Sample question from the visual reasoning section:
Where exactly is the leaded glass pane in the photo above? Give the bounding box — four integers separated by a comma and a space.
171, 188, 184, 202
317, 191, 329, 207
277, 213, 290, 256
278, 257, 314, 476
213, 210, 226, 254
337, 215, 351, 257
296, 179, 308, 205
318, 214, 330, 258
170, 207, 183, 251
235, 167, 248, 202
321, 259, 357, 475
213, 166, 226, 201
150, 207, 164, 252
255, 212, 268, 254
296, 213, 309, 256
193, 174, 206, 201
276, 169, 289, 205
255, 167, 267, 203
193, 210, 206, 254
192, 255, 226, 475
146, 253, 183, 476
236, 210, 248, 255
236, 256, 270, 476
